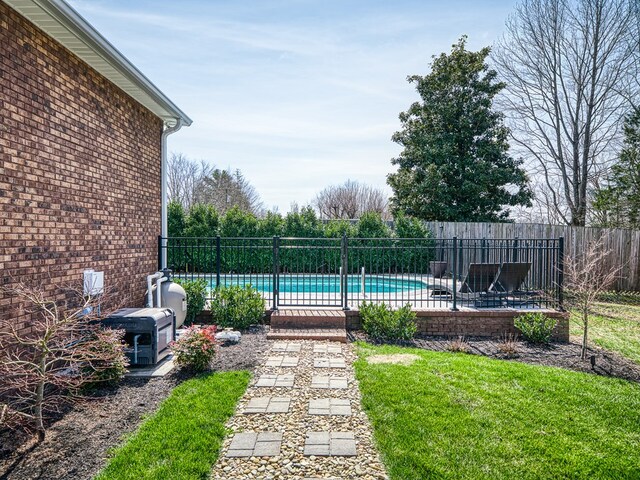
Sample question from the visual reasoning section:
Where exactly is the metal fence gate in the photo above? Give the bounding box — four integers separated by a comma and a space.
275, 238, 345, 308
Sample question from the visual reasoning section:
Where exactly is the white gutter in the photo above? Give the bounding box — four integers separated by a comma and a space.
5, 0, 192, 127
160, 119, 183, 268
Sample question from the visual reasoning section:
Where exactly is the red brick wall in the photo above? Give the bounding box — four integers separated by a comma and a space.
0, 3, 164, 330
346, 309, 570, 342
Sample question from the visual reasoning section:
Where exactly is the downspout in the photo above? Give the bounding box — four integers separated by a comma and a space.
160, 118, 183, 269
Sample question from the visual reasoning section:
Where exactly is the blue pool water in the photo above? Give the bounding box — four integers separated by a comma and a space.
212, 275, 427, 294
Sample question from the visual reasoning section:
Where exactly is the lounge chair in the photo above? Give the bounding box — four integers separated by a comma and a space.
474, 262, 533, 307
489, 262, 531, 293
459, 263, 501, 293
431, 263, 499, 300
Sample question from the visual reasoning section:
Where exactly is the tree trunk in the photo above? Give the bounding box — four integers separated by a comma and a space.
581, 309, 589, 361
35, 355, 46, 442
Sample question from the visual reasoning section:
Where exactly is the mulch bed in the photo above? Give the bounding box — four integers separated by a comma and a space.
0, 326, 268, 480
350, 331, 640, 384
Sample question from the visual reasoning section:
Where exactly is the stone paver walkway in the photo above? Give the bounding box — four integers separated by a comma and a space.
255, 374, 295, 388
244, 397, 292, 414
227, 432, 283, 457
265, 355, 300, 367
212, 340, 387, 479
308, 398, 352, 416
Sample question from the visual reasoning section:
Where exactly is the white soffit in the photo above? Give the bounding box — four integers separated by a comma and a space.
4, 0, 192, 127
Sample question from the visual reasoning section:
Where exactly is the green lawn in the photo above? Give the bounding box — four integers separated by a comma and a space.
570, 302, 640, 364
355, 343, 640, 480
95, 370, 250, 480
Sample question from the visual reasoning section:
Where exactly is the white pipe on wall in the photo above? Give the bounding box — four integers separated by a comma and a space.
160, 119, 183, 269
147, 271, 163, 307
156, 276, 168, 308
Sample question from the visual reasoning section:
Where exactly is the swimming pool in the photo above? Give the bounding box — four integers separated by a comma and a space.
212, 275, 428, 294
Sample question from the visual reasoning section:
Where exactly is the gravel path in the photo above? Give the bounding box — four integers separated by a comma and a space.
211, 340, 387, 480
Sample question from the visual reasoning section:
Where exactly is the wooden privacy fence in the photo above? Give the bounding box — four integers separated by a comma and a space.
425, 222, 640, 291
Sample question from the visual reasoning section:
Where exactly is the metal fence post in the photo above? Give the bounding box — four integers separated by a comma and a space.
216, 236, 221, 288
157, 235, 163, 271
342, 234, 349, 310
452, 236, 458, 311
558, 236, 564, 311
272, 236, 279, 311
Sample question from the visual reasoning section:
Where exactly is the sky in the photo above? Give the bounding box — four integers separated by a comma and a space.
68, 0, 518, 213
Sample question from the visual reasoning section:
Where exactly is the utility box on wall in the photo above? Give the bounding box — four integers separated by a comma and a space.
102, 308, 175, 366
83, 269, 104, 295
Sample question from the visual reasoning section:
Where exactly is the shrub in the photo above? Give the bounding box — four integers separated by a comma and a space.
595, 290, 640, 306
210, 285, 265, 330
170, 325, 218, 371
356, 212, 391, 238
360, 302, 417, 341
496, 333, 519, 358
174, 278, 208, 324
447, 336, 471, 353
514, 312, 557, 344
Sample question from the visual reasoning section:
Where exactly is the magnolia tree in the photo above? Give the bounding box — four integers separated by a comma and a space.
563, 238, 623, 360
0, 283, 129, 441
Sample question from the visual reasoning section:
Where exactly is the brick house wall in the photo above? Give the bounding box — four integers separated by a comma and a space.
0, 2, 164, 330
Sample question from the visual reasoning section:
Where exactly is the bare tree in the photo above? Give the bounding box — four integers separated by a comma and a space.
0, 284, 128, 441
511, 177, 570, 224
494, 0, 638, 226
167, 153, 205, 210
563, 237, 622, 360
167, 153, 264, 215
314, 180, 389, 220
195, 168, 264, 216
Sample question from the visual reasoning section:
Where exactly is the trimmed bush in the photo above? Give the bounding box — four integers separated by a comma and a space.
210, 285, 265, 330
174, 278, 208, 324
170, 325, 218, 371
360, 302, 417, 341
514, 312, 557, 344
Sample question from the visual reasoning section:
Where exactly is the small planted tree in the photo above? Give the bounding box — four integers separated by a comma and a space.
563, 238, 622, 360
0, 283, 128, 441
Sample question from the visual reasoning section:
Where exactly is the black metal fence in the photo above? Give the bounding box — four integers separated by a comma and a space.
159, 236, 564, 311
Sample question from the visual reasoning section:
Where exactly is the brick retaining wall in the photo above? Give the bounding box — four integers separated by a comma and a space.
201, 309, 568, 344
252, 308, 571, 342
0, 3, 163, 331
345, 309, 570, 342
